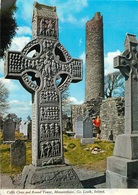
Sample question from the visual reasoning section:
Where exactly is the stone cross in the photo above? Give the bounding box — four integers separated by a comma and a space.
114, 34, 138, 134
5, 2, 82, 167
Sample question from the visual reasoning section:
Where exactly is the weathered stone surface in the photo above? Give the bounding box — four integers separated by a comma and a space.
106, 34, 138, 188
81, 138, 94, 145
3, 119, 15, 142
106, 170, 128, 188
71, 97, 103, 135
4, 2, 83, 189
5, 2, 82, 167
85, 12, 104, 101
113, 134, 138, 160
10, 140, 26, 166
80, 116, 94, 145
21, 164, 83, 189
74, 115, 83, 138
72, 97, 125, 141
83, 116, 93, 138
106, 169, 138, 188
100, 97, 125, 141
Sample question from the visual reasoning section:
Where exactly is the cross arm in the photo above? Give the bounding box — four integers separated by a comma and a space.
5, 51, 23, 79
68, 58, 83, 82
114, 54, 130, 80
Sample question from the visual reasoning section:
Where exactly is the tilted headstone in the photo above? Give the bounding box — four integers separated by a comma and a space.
5, 2, 83, 189
83, 116, 93, 138
10, 140, 26, 166
81, 116, 94, 145
3, 119, 15, 142
74, 115, 83, 138
106, 34, 138, 188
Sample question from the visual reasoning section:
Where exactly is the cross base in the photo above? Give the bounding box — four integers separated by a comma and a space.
106, 134, 138, 188
106, 157, 138, 188
21, 164, 83, 189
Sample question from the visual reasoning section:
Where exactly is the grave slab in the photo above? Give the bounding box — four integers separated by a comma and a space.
3, 118, 15, 142
74, 115, 83, 138
10, 140, 26, 166
81, 116, 94, 145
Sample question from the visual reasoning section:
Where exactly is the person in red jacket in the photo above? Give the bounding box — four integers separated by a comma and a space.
92, 115, 101, 139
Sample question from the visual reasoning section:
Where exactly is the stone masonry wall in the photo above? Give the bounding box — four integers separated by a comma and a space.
100, 97, 125, 141
71, 97, 103, 133
85, 12, 104, 101
71, 97, 125, 141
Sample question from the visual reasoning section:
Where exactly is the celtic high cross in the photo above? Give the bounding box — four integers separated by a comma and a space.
114, 34, 138, 134
5, 2, 82, 166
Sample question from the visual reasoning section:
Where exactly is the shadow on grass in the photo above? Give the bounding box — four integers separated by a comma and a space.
81, 173, 106, 188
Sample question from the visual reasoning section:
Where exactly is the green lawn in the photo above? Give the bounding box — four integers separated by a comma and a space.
0, 132, 114, 175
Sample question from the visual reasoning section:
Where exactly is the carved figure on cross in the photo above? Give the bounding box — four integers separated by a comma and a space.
4, 2, 82, 166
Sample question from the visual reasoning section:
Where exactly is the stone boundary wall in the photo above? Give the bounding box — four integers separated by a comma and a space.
100, 97, 125, 141
71, 97, 125, 141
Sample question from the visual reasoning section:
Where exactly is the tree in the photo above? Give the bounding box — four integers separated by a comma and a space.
0, 0, 17, 58
104, 71, 125, 98
62, 88, 72, 116
0, 81, 9, 115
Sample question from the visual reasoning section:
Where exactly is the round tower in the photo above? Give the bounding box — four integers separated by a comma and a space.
85, 12, 104, 102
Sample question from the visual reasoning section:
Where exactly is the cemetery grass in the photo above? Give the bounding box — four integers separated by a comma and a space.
0, 131, 32, 175
63, 134, 114, 172
0, 132, 114, 175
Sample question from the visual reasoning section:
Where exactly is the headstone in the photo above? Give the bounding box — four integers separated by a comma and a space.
3, 119, 15, 142
74, 115, 83, 138
19, 121, 28, 136
15, 123, 19, 131
106, 34, 138, 188
27, 120, 32, 141
83, 116, 93, 138
10, 140, 26, 166
81, 116, 94, 145
0, 116, 3, 131
5, 2, 82, 189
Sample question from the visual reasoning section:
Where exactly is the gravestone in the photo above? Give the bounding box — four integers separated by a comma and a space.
19, 121, 28, 136
10, 140, 26, 166
74, 115, 83, 138
5, 2, 82, 189
27, 120, 32, 141
3, 118, 15, 142
81, 116, 94, 145
106, 34, 138, 188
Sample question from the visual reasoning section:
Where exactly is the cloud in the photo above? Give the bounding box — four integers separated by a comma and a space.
57, 0, 88, 15
16, 0, 34, 24
8, 100, 32, 120
68, 97, 84, 105
79, 52, 85, 64
16, 0, 88, 26
0, 36, 31, 75
9, 36, 31, 51
17, 26, 32, 36
0, 77, 19, 91
104, 50, 121, 75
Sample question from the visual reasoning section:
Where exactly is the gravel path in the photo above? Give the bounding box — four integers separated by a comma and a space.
0, 166, 106, 189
